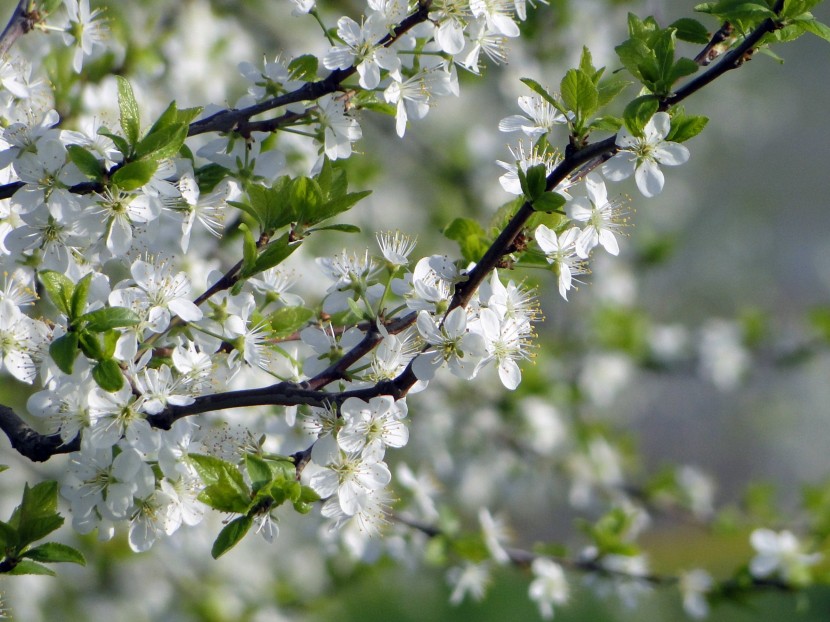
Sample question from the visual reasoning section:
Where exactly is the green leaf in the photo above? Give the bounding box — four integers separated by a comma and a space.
78, 331, 105, 360
38, 270, 74, 316
243, 182, 294, 232
519, 77, 562, 111
666, 114, 709, 142
92, 359, 124, 392
782, 0, 823, 17
211, 515, 253, 559
97, 129, 130, 158
269, 306, 314, 338
669, 57, 699, 85
22, 542, 86, 565
100, 329, 119, 360
578, 46, 598, 79
443, 218, 489, 263
670, 18, 712, 44
0, 521, 18, 549
288, 54, 318, 81
17, 515, 64, 549
615, 37, 654, 83
622, 95, 659, 136
7, 560, 55, 576
251, 234, 301, 275
111, 159, 159, 191
801, 17, 830, 42
190, 454, 251, 513
20, 481, 58, 518
116, 76, 141, 146
652, 29, 678, 94
695, 0, 776, 21
597, 76, 629, 107
134, 123, 188, 161
39, 0, 64, 15
190, 454, 243, 487
147, 100, 179, 135
520, 163, 547, 201
66, 145, 104, 179
560, 69, 599, 129
49, 332, 79, 375
69, 273, 93, 321
589, 115, 624, 132
78, 307, 141, 332
532, 192, 567, 213
314, 190, 372, 224
309, 223, 361, 234
245, 454, 273, 493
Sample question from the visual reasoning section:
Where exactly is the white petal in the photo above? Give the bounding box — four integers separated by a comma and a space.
654, 141, 690, 166
634, 160, 664, 198
598, 229, 620, 256
169, 298, 203, 322
602, 152, 636, 181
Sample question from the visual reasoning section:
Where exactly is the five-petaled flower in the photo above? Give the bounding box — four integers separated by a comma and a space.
602, 111, 690, 198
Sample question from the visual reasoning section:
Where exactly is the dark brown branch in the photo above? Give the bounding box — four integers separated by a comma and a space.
662, 0, 785, 111
186, 1, 433, 138
0, 0, 37, 58
0, 404, 78, 462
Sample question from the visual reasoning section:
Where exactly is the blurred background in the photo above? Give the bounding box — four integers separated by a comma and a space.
2, 0, 830, 620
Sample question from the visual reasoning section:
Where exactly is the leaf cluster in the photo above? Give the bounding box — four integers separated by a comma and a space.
39, 270, 140, 392
69, 78, 200, 192
0, 477, 85, 576
232, 157, 370, 280
189, 453, 320, 559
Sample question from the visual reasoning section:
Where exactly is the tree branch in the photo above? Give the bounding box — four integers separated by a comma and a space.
0, 404, 78, 462
0, 0, 797, 462
0, 0, 37, 58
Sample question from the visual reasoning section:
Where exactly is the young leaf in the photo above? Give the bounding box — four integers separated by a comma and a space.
190, 454, 250, 510
211, 515, 253, 559
308, 223, 361, 234
251, 234, 301, 275
269, 306, 314, 338
623, 95, 659, 136
532, 192, 567, 213
22, 542, 86, 566
111, 159, 159, 191
521, 163, 547, 201
443, 218, 489, 263
288, 54, 318, 81
666, 114, 709, 142
314, 190, 372, 224
97, 129, 130, 159
116, 76, 141, 147
519, 77, 564, 112
245, 454, 273, 493
240, 222, 258, 276
0, 521, 18, 549
49, 332, 79, 375
38, 270, 74, 316
134, 123, 188, 161
7, 560, 56, 576
560, 69, 599, 128
78, 307, 141, 332
69, 273, 94, 321
17, 515, 64, 550
66, 145, 104, 179
670, 17, 712, 44
92, 359, 125, 392
78, 331, 106, 360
